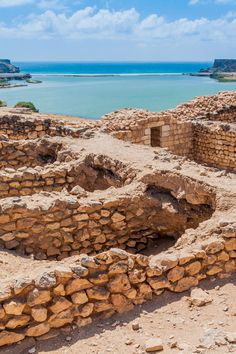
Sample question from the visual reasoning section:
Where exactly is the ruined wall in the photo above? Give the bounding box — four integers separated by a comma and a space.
0, 139, 64, 170
0, 115, 50, 140
106, 113, 193, 158
0, 222, 235, 347
0, 173, 214, 260
201, 108, 236, 123
0, 154, 133, 198
193, 123, 236, 171
0, 111, 100, 141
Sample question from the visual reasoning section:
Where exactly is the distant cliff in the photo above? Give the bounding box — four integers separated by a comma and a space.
212, 59, 236, 72
0, 59, 20, 73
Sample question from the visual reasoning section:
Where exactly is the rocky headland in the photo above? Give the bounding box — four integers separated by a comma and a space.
0, 59, 32, 89
0, 59, 19, 74
197, 59, 236, 82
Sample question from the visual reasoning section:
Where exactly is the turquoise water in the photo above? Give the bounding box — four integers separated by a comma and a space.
1, 62, 236, 118
14, 62, 213, 75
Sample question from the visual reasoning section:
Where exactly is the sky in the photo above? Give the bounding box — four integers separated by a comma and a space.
0, 0, 236, 61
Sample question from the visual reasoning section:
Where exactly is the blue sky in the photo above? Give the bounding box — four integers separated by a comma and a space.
0, 0, 236, 61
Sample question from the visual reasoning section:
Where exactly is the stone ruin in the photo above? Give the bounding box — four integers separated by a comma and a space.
0, 91, 235, 347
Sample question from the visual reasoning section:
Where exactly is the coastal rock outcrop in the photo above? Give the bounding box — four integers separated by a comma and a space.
0, 59, 20, 74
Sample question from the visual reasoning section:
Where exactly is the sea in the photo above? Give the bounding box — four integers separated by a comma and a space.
1, 62, 236, 119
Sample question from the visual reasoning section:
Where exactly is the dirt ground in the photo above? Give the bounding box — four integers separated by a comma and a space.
2, 275, 235, 354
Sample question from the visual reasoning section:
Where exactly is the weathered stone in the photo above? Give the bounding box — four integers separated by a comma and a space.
71, 265, 89, 277
188, 288, 213, 307
167, 266, 184, 282
109, 262, 128, 275
49, 297, 72, 314
175, 277, 198, 292
53, 284, 65, 296
71, 291, 88, 305
225, 239, 236, 251
185, 261, 202, 276
108, 274, 131, 293
76, 303, 94, 318
48, 309, 73, 328
0, 331, 25, 347
129, 269, 146, 284
225, 332, 236, 344
225, 260, 236, 273
148, 278, 171, 290
31, 306, 48, 322
26, 323, 50, 337
206, 266, 222, 276
145, 338, 163, 352
66, 278, 93, 295
27, 289, 51, 307
6, 315, 31, 329
205, 242, 224, 254
93, 301, 113, 313
111, 212, 125, 223
35, 272, 57, 288
3, 300, 25, 315
86, 286, 110, 300
89, 273, 109, 285
76, 317, 92, 328
0, 306, 5, 320
111, 294, 134, 313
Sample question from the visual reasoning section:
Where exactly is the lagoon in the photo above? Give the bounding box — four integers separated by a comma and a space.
1, 62, 236, 118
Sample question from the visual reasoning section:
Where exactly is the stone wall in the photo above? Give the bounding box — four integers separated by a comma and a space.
0, 139, 63, 170
193, 123, 236, 171
0, 115, 50, 140
104, 111, 193, 157
0, 154, 134, 198
0, 110, 100, 140
0, 222, 235, 347
0, 174, 214, 260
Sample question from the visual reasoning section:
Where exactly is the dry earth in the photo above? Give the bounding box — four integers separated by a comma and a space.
0, 275, 235, 354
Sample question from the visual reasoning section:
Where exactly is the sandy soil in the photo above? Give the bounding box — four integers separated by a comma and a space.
2, 275, 235, 354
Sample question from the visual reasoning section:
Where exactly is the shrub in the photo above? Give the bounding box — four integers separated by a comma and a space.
0, 100, 7, 107
14, 101, 38, 112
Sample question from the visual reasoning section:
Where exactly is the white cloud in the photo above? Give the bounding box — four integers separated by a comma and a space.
0, 6, 235, 46
0, 0, 32, 7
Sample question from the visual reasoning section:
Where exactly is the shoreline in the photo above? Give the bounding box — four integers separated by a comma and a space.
30, 73, 187, 77
0, 84, 28, 89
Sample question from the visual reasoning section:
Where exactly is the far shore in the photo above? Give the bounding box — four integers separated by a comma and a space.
31, 73, 185, 77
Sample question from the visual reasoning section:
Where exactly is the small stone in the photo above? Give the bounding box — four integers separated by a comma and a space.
226, 332, 236, 344
132, 321, 140, 331
66, 336, 72, 341
125, 339, 133, 345
28, 348, 36, 354
145, 338, 163, 352
170, 341, 177, 348
188, 288, 213, 307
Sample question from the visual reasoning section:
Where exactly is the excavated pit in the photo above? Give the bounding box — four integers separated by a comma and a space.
0, 168, 215, 261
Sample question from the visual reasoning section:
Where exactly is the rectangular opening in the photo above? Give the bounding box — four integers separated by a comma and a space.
151, 127, 161, 147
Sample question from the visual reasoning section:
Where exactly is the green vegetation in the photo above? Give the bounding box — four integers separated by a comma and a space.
210, 73, 236, 82
26, 79, 42, 84
0, 99, 7, 107
14, 101, 38, 112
